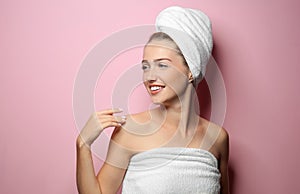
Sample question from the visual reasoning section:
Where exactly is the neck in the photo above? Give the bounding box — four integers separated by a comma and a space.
158, 84, 200, 137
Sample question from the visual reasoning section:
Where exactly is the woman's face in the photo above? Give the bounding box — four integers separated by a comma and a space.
142, 40, 192, 106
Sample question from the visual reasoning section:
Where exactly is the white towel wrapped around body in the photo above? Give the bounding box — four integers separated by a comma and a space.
122, 147, 221, 194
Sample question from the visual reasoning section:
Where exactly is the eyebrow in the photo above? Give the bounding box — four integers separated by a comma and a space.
141, 58, 172, 64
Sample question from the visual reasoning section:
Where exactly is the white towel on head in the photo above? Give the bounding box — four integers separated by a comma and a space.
122, 147, 221, 194
155, 6, 213, 84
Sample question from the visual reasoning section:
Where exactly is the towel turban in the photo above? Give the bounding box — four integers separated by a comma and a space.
155, 6, 213, 83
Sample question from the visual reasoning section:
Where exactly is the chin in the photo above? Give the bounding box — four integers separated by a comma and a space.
147, 88, 178, 106
150, 96, 176, 107
150, 97, 164, 105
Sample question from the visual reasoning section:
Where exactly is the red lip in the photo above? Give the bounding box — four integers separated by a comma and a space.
149, 84, 165, 87
148, 84, 165, 95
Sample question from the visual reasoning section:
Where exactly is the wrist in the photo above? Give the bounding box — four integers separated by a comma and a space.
76, 136, 91, 150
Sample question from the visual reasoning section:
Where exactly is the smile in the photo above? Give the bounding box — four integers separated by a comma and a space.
149, 85, 165, 95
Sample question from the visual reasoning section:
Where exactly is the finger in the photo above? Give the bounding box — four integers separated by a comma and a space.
96, 114, 126, 119
97, 108, 123, 115
101, 121, 125, 129
99, 115, 126, 124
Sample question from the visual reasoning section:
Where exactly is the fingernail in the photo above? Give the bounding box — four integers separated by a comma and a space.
121, 115, 126, 119
118, 108, 123, 111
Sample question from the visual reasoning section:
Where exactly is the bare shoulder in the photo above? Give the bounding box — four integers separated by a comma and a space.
104, 110, 152, 169
211, 122, 229, 160
203, 118, 228, 142
110, 110, 152, 151
211, 123, 229, 147
200, 117, 229, 159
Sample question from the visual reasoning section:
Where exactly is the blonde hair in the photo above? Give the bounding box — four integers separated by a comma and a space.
147, 32, 187, 66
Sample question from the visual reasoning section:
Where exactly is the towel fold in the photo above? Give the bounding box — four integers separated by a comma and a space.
155, 6, 213, 84
122, 147, 220, 194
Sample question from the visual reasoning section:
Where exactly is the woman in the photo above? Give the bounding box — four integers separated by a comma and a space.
76, 6, 229, 194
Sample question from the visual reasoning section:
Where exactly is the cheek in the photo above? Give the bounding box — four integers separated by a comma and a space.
142, 72, 146, 82
160, 69, 189, 92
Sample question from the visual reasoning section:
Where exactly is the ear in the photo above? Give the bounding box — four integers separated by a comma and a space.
188, 71, 194, 83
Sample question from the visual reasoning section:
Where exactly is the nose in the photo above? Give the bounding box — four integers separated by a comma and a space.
143, 67, 158, 82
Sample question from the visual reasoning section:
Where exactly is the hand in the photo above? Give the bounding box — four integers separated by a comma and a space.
77, 108, 126, 148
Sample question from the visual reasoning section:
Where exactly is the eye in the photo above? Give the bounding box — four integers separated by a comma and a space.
142, 64, 150, 70
158, 63, 168, 68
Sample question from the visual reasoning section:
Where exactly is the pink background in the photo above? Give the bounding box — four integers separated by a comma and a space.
1, 0, 300, 193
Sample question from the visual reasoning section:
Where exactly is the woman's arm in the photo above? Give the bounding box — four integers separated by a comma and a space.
76, 109, 127, 194
96, 126, 132, 194
76, 137, 102, 194
76, 135, 129, 194
218, 128, 230, 194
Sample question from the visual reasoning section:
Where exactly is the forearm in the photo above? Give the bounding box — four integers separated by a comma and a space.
220, 172, 229, 194
76, 137, 102, 194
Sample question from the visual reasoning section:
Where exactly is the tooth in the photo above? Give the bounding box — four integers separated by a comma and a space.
150, 86, 162, 91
